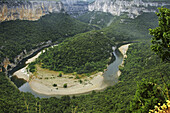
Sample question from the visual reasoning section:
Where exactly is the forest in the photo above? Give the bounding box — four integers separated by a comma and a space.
0, 41, 169, 113
0, 13, 94, 63
33, 31, 114, 74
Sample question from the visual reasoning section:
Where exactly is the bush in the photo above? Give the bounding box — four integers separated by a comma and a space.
63, 83, 67, 88
53, 84, 57, 87
79, 80, 83, 84
58, 73, 62, 77
76, 75, 80, 79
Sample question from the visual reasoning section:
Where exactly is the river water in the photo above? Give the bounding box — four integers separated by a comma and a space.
11, 46, 123, 98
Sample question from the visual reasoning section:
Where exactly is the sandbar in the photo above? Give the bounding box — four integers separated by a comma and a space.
117, 43, 131, 76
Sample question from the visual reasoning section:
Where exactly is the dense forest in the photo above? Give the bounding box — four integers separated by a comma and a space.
0, 13, 94, 63
0, 41, 169, 112
33, 31, 114, 74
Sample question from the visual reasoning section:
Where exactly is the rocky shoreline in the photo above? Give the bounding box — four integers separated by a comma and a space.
6, 41, 56, 76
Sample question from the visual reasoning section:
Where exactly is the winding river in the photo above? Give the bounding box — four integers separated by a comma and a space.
10, 45, 124, 98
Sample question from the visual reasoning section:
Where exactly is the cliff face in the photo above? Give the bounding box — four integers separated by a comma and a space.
1, 0, 169, 22
0, 0, 95, 22
0, 1, 63, 22
88, 0, 170, 18
62, 0, 89, 17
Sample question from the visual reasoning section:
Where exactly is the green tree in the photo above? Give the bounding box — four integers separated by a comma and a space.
149, 7, 170, 61
63, 83, 67, 88
58, 73, 62, 77
130, 79, 166, 113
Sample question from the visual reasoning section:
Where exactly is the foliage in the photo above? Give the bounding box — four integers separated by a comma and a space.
0, 41, 169, 112
63, 83, 67, 88
58, 73, 62, 77
130, 79, 168, 112
53, 84, 57, 87
0, 13, 94, 63
149, 7, 170, 61
27, 62, 36, 73
101, 12, 159, 41
36, 31, 114, 74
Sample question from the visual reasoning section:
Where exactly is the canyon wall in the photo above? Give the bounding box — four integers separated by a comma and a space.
0, 1, 63, 22
0, 0, 92, 22
1, 0, 169, 22
88, 0, 170, 18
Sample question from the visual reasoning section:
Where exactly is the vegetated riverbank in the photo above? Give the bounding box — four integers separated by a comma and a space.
12, 43, 130, 96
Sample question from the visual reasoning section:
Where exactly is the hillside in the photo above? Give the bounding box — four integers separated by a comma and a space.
77, 11, 115, 28
0, 13, 94, 65
0, 41, 169, 112
77, 12, 159, 41
102, 12, 159, 41
35, 31, 114, 74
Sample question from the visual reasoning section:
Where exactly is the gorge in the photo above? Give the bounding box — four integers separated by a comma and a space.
0, 0, 169, 112
0, 0, 170, 22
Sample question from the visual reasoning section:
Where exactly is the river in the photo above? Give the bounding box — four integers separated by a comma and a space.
11, 45, 124, 98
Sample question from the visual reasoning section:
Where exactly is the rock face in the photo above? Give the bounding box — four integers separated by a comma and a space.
0, 1, 63, 22
0, 0, 93, 22
62, 0, 89, 17
88, 0, 170, 18
1, 0, 169, 22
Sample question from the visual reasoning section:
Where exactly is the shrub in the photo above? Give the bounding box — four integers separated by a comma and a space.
58, 73, 62, 77
53, 84, 57, 87
63, 83, 67, 88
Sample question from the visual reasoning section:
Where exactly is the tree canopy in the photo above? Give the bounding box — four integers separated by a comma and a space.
36, 31, 115, 74
149, 7, 170, 61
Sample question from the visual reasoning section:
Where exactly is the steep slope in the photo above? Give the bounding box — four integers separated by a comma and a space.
77, 11, 115, 28
0, 41, 169, 113
0, 13, 94, 71
101, 12, 159, 41
36, 31, 114, 74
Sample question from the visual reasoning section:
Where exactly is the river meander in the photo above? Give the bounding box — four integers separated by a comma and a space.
10, 44, 124, 98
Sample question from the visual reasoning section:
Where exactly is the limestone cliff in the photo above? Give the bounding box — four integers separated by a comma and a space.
62, 0, 89, 17
0, 0, 170, 22
0, 1, 63, 22
88, 0, 170, 18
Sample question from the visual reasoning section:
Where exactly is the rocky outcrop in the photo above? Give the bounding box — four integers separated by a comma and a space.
88, 0, 170, 18
0, 0, 170, 22
0, 1, 63, 22
2, 40, 54, 74
62, 0, 89, 17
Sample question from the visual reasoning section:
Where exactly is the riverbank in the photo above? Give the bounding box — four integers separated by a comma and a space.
29, 66, 107, 95
13, 50, 41, 81
117, 44, 131, 77
12, 43, 129, 96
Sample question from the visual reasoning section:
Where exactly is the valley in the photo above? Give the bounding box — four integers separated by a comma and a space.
0, 0, 169, 113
